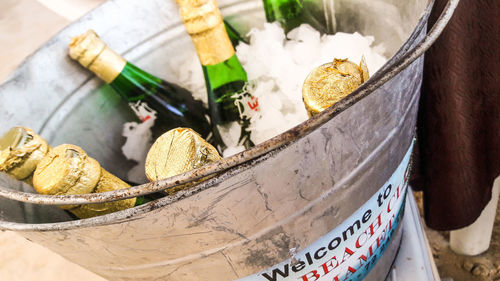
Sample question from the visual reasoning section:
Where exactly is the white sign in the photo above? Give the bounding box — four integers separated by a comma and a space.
239, 143, 413, 281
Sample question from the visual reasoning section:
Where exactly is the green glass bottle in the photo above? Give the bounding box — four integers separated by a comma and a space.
224, 19, 248, 46
176, 0, 260, 152
69, 30, 211, 140
263, 0, 304, 32
262, 0, 332, 34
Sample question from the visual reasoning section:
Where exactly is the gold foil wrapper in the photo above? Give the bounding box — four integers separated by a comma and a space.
33, 144, 101, 197
145, 128, 221, 192
302, 57, 370, 116
69, 29, 126, 83
0, 127, 50, 181
176, 0, 234, 65
69, 169, 136, 219
33, 144, 136, 217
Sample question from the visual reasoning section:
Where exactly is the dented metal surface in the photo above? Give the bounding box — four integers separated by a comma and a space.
0, 0, 459, 280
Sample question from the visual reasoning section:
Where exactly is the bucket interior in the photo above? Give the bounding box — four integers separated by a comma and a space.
0, 0, 428, 225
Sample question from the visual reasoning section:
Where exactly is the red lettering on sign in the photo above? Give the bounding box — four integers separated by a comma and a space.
388, 185, 403, 213
321, 256, 339, 274
301, 270, 320, 281
248, 97, 259, 111
369, 213, 382, 236
356, 230, 368, 248
341, 247, 355, 264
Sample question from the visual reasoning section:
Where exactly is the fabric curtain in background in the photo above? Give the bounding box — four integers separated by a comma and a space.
412, 0, 499, 230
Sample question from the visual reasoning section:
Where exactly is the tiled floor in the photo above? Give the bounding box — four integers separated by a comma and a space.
0, 1, 107, 280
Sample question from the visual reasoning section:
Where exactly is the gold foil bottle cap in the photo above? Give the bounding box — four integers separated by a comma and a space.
302, 57, 370, 116
33, 144, 101, 197
69, 169, 136, 219
69, 29, 126, 83
0, 127, 50, 180
145, 128, 221, 182
176, 0, 234, 65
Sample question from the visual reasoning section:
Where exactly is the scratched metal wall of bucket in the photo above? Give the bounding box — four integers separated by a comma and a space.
0, 0, 430, 280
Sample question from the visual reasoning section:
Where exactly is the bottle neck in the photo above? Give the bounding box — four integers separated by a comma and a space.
92, 48, 127, 83
177, 0, 235, 66
223, 20, 248, 46
109, 62, 162, 102
69, 30, 127, 84
263, 0, 303, 30
202, 54, 247, 91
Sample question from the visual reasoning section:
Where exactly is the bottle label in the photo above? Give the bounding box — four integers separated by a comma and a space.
233, 84, 260, 120
238, 141, 414, 281
129, 101, 157, 122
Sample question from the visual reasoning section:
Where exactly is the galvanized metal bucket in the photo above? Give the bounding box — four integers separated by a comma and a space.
0, 0, 458, 280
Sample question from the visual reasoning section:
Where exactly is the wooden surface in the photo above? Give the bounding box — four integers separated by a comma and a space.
0, 1, 107, 280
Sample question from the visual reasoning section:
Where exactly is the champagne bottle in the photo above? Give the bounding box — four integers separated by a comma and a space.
262, 0, 304, 32
33, 144, 141, 219
302, 57, 369, 116
0, 127, 50, 185
176, 0, 260, 152
68, 30, 211, 140
262, 0, 331, 34
0, 127, 161, 218
224, 19, 248, 46
145, 127, 221, 194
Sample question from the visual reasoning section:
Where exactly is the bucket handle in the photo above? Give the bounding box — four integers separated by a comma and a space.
0, 0, 460, 206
